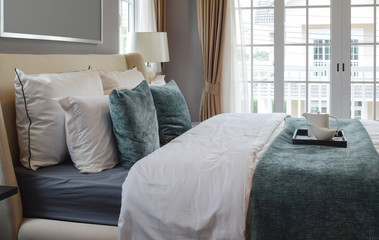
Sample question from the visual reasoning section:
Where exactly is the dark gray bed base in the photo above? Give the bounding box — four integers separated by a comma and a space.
15, 161, 129, 226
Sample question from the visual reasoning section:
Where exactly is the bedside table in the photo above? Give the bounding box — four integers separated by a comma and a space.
0, 185, 17, 201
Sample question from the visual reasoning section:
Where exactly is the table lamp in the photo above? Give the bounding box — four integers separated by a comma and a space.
126, 32, 170, 82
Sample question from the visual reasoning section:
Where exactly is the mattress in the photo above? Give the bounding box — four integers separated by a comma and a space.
15, 161, 128, 226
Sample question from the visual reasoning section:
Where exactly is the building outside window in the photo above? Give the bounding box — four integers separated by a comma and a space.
236, 0, 379, 120
313, 39, 330, 77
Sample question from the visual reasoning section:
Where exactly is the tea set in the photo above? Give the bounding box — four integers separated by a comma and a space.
302, 112, 339, 141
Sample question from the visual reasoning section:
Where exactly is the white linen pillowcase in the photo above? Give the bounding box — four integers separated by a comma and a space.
149, 75, 166, 86
14, 69, 104, 170
57, 96, 118, 173
94, 67, 145, 94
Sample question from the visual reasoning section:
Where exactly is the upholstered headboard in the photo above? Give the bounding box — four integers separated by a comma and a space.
0, 53, 147, 240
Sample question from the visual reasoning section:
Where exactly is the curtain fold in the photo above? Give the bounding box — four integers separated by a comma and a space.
154, 0, 167, 72
154, 0, 166, 32
137, 0, 157, 32
222, 0, 250, 113
196, 0, 227, 121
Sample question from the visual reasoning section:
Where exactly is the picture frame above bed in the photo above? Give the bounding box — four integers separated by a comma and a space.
0, 0, 103, 44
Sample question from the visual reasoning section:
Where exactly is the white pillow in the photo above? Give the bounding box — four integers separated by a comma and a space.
95, 68, 145, 94
149, 75, 166, 86
14, 69, 104, 170
57, 96, 118, 173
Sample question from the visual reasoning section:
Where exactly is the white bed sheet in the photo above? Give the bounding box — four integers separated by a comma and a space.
361, 120, 379, 153
118, 113, 288, 240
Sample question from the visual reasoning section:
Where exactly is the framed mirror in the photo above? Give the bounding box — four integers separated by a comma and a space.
0, 0, 103, 44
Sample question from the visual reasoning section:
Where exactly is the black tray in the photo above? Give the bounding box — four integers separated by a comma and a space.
292, 129, 347, 148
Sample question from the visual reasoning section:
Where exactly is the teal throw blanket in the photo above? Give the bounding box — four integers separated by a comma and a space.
251, 118, 379, 240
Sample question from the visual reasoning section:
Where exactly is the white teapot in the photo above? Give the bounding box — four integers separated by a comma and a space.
302, 112, 339, 140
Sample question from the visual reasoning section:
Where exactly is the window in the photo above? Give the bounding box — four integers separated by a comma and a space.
119, 0, 134, 54
350, 39, 359, 77
351, 39, 359, 61
313, 40, 330, 77
313, 39, 359, 78
355, 101, 362, 107
350, 2, 378, 120
119, 0, 157, 54
235, 0, 379, 120
311, 100, 319, 112
236, 0, 331, 116
236, 0, 275, 113
313, 40, 329, 61
354, 110, 362, 119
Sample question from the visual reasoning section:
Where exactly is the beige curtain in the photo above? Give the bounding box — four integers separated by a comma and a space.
137, 0, 156, 32
222, 0, 250, 113
154, 0, 167, 73
196, 0, 226, 121
154, 0, 166, 32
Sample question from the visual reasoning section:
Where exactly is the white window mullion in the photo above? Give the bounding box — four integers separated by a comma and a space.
274, 0, 284, 112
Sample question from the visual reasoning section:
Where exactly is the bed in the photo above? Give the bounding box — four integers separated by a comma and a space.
0, 53, 378, 240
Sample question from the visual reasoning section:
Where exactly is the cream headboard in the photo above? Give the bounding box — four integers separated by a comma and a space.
0, 53, 147, 240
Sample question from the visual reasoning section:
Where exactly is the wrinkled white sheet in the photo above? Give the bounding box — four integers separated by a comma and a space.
118, 113, 288, 240
361, 120, 379, 153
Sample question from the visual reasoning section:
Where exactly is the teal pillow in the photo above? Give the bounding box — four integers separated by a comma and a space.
109, 80, 159, 170
149, 80, 192, 145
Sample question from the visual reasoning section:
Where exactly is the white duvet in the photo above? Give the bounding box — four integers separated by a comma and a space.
118, 113, 288, 240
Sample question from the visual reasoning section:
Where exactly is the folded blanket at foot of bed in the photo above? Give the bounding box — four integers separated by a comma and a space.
251, 118, 379, 239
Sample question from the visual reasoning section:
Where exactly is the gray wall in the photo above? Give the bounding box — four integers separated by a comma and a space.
0, 0, 204, 121
165, 0, 204, 122
0, 0, 119, 54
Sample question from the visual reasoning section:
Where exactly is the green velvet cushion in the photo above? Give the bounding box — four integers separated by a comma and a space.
149, 80, 192, 145
109, 80, 159, 170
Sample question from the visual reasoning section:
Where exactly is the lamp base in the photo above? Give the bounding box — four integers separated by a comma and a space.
146, 63, 157, 82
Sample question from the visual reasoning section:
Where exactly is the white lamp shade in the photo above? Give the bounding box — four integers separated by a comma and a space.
126, 32, 170, 63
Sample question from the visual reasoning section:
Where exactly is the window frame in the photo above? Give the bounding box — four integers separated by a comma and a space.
119, 0, 135, 54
